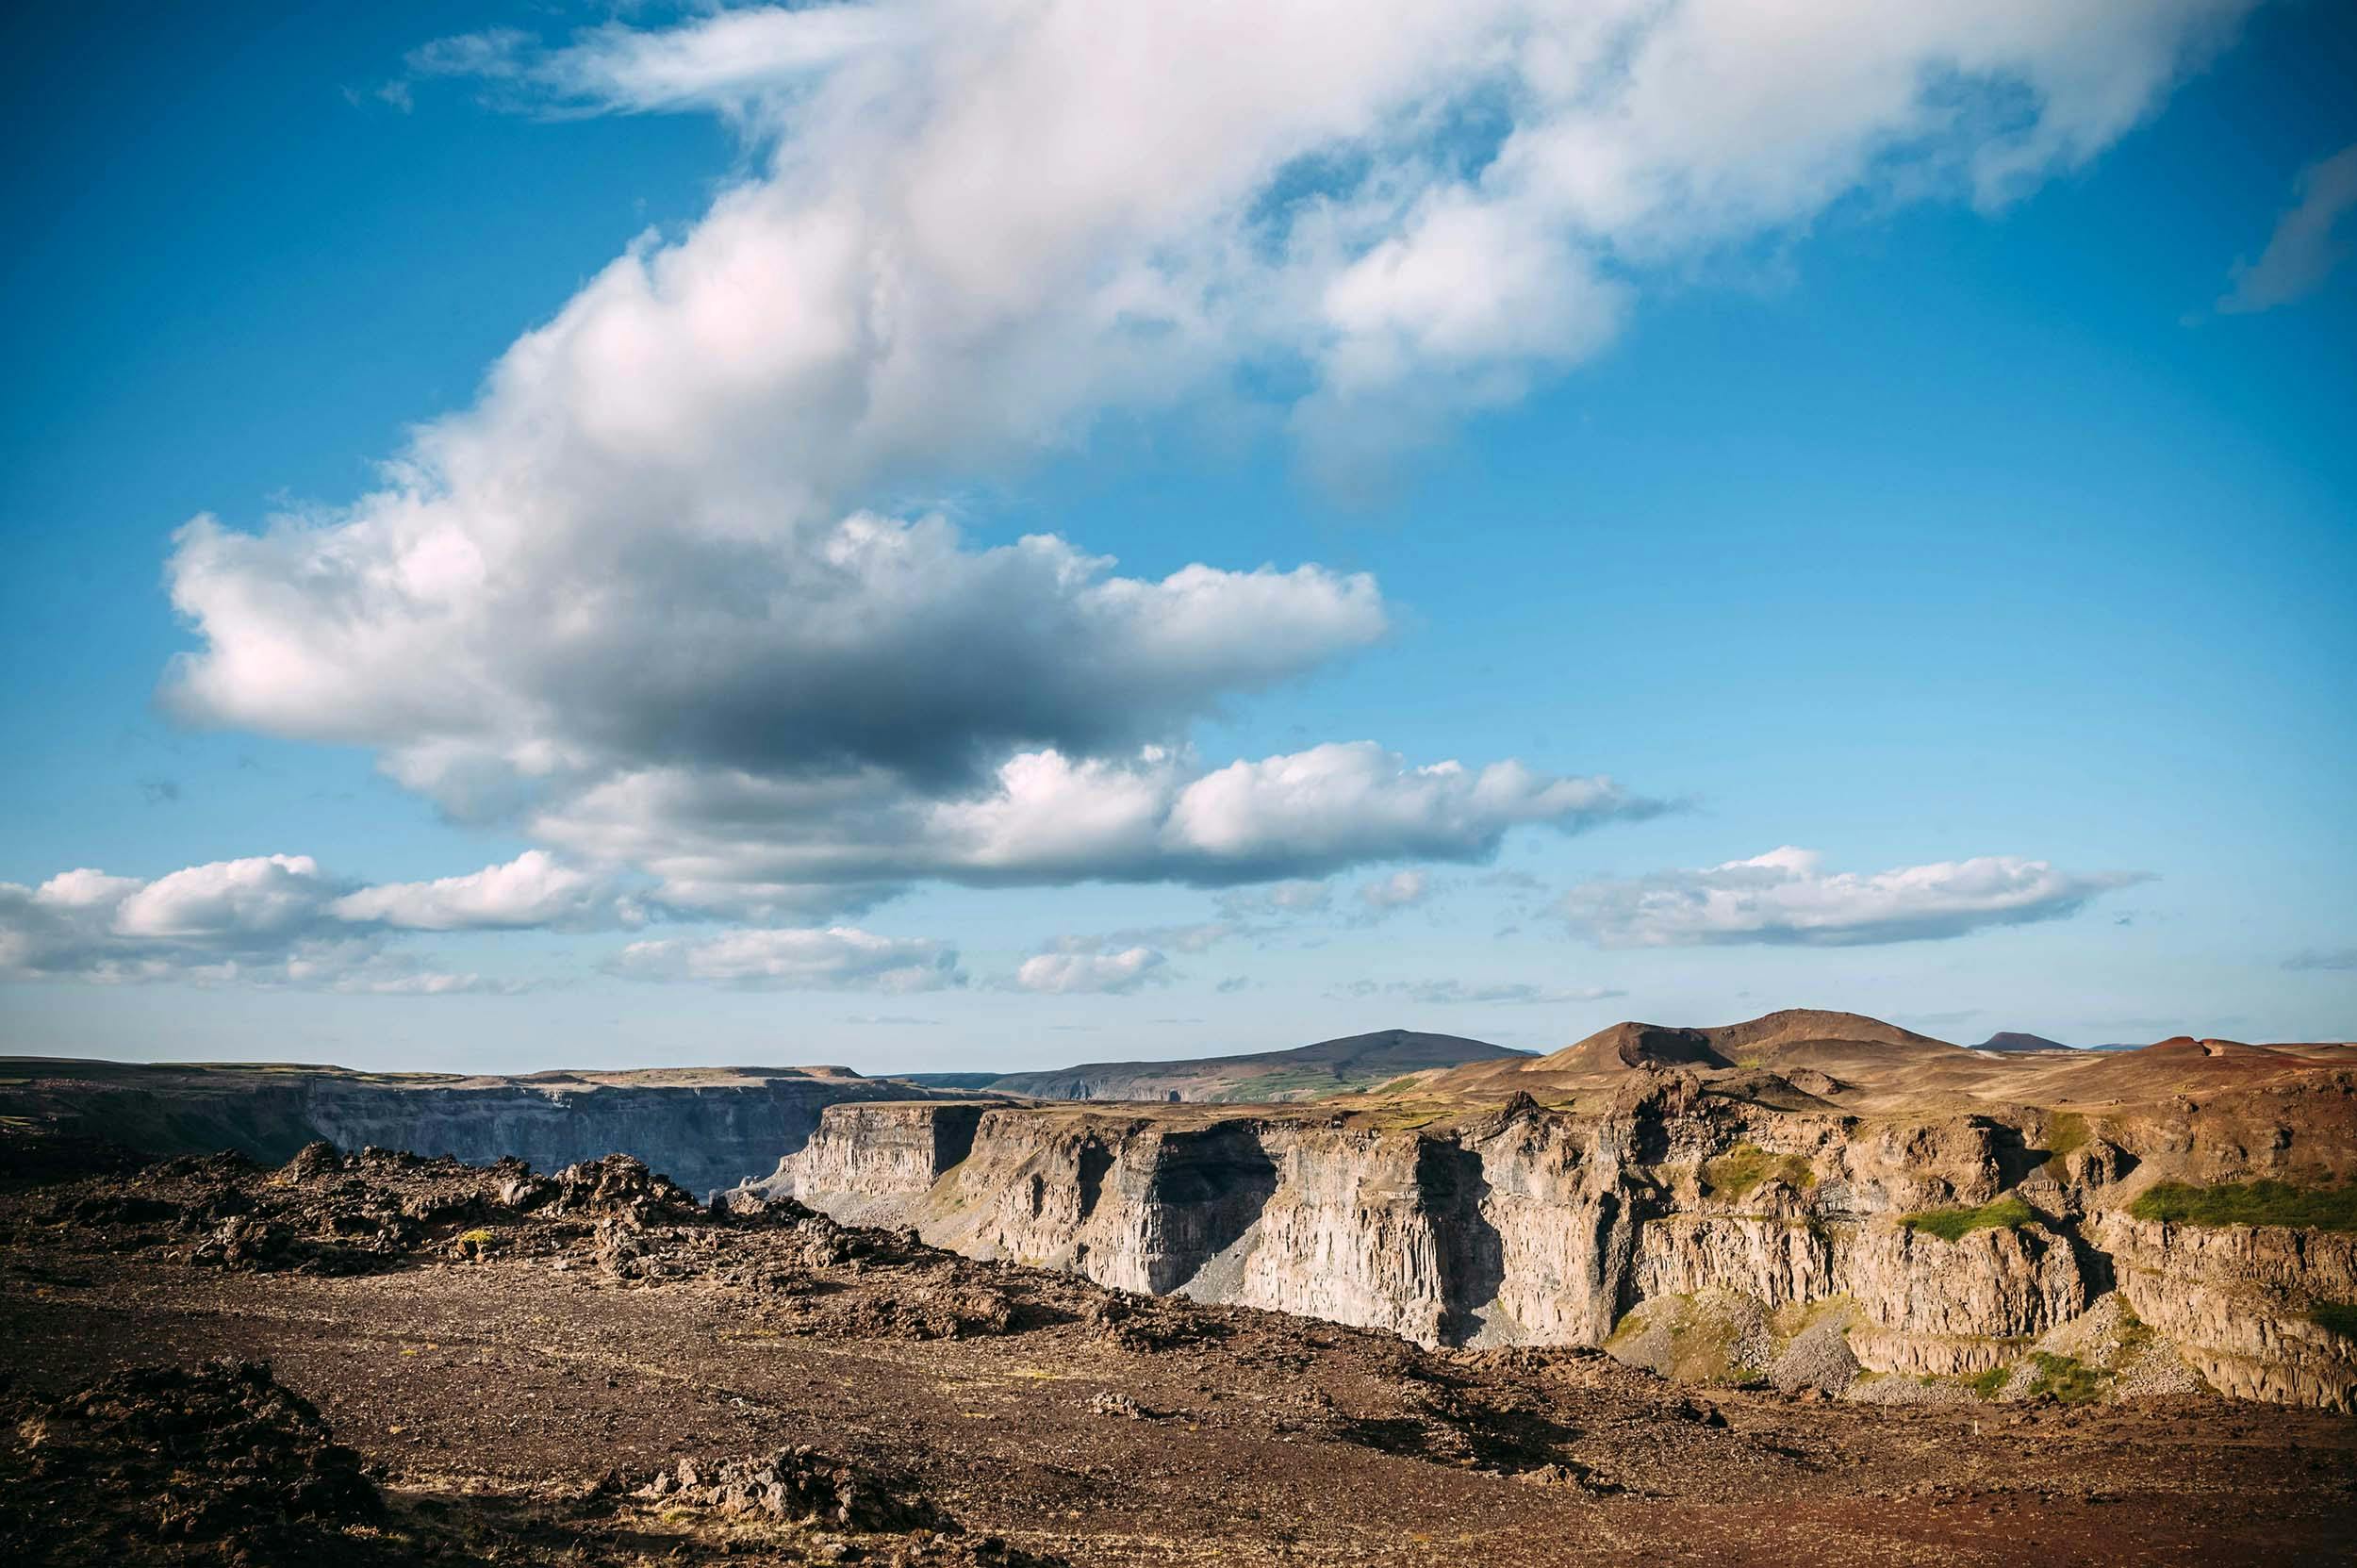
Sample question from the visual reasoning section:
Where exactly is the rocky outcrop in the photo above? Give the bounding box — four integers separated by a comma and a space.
783, 1088, 2357, 1410
1847, 1221, 2087, 1340
2092, 1213, 2357, 1410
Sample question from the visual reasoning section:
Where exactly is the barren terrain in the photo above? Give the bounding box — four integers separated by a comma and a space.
3, 1131, 2351, 1566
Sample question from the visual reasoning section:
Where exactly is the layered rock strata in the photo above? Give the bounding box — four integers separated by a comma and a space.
777, 1081, 2357, 1410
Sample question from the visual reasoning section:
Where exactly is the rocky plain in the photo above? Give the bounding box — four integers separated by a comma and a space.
3, 1010, 2353, 1564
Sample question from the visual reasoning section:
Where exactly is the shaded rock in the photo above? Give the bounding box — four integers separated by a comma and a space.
0, 1360, 380, 1562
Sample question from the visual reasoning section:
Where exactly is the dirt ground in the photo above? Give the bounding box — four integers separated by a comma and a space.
1, 1137, 2349, 1566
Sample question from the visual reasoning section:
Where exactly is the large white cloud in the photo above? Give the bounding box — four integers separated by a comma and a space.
532, 742, 1662, 914
157, 0, 2246, 910
1562, 846, 2151, 947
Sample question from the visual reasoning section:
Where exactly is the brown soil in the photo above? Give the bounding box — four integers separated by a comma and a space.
2, 1131, 2349, 1566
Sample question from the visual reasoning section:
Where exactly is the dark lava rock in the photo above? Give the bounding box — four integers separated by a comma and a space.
551, 1154, 701, 1223
280, 1140, 345, 1182
0, 1359, 382, 1564
638, 1444, 950, 1533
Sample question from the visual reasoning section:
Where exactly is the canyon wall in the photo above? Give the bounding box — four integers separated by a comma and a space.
778, 1082, 2357, 1410
0, 1065, 947, 1199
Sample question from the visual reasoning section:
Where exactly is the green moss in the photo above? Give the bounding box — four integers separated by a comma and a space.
1901, 1195, 2037, 1243
2127, 1180, 2357, 1231
1964, 1365, 2011, 1400
2024, 1351, 2105, 1405
2310, 1301, 2357, 1340
1701, 1142, 1817, 1200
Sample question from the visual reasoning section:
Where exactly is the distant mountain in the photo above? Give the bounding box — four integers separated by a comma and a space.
1533, 1009, 1954, 1074
895, 1072, 1006, 1090
983, 1029, 1526, 1103
1972, 1032, 2074, 1053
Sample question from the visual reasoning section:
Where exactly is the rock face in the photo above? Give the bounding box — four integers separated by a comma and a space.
0, 1060, 961, 1199
2093, 1213, 2357, 1409
783, 1078, 2357, 1410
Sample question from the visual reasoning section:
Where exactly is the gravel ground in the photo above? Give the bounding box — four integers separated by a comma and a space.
3, 1139, 2352, 1566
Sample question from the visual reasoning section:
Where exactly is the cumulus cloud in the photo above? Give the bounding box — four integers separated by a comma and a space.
534, 744, 1659, 915
111, 854, 329, 940
2218, 143, 2357, 314
327, 850, 626, 931
608, 927, 962, 990
1336, 978, 1623, 1005
0, 850, 616, 991
1014, 945, 1169, 995
1562, 847, 2150, 948
158, 0, 2244, 914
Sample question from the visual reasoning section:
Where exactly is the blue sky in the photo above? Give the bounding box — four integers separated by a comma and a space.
2, 0, 2351, 1072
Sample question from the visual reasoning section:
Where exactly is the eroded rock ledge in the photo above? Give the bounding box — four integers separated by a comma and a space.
768, 1079, 2357, 1411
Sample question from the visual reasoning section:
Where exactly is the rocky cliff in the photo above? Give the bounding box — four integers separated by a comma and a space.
0, 1059, 955, 1199
775, 1032, 2357, 1411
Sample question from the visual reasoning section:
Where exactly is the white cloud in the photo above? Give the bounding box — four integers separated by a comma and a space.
162, 0, 2246, 915
1336, 977, 1624, 1005
0, 850, 605, 991
2218, 142, 2357, 314
534, 744, 1661, 914
111, 854, 330, 940
327, 849, 623, 931
1562, 847, 2151, 947
1014, 946, 1168, 996
1358, 868, 1433, 913
609, 927, 962, 991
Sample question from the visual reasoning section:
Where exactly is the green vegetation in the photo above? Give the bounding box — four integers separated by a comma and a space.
1900, 1195, 2036, 1243
2042, 1112, 2090, 1162
2126, 1180, 2357, 1232
2023, 1352, 2104, 1405
1964, 1365, 2011, 1400
1368, 1076, 1425, 1098
2310, 1301, 2357, 1341
1701, 1142, 1816, 1200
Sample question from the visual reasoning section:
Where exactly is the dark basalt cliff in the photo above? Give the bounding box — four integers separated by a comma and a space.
0, 1059, 958, 1198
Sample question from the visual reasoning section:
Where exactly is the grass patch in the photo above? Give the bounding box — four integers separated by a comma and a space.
2127, 1180, 2357, 1231
1368, 1076, 1424, 1098
2311, 1301, 2357, 1340
1701, 1143, 1816, 1200
1964, 1365, 2011, 1400
2024, 1352, 2104, 1405
1901, 1195, 2036, 1243
2043, 1112, 2090, 1162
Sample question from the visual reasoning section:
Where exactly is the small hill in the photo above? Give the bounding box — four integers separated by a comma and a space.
1972, 1032, 2073, 1053
1536, 1009, 1954, 1075
983, 1030, 1525, 1103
